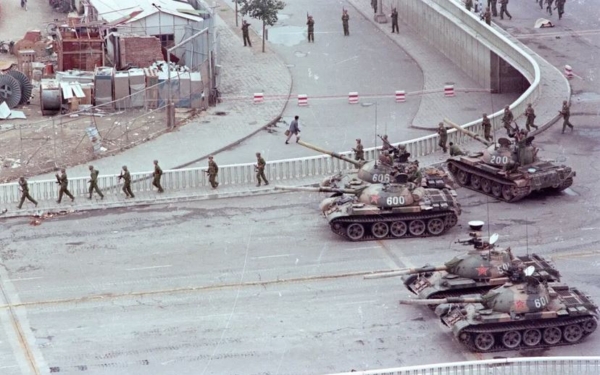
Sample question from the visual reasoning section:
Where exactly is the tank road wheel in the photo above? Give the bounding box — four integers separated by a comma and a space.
457, 170, 470, 186
501, 185, 514, 201
522, 329, 542, 347
474, 332, 495, 351
445, 213, 458, 228
427, 218, 445, 235
563, 324, 583, 343
371, 222, 389, 239
542, 327, 562, 345
491, 182, 503, 198
408, 220, 426, 236
582, 319, 598, 333
470, 175, 482, 190
346, 223, 365, 241
390, 221, 408, 238
481, 178, 492, 194
501, 330, 522, 349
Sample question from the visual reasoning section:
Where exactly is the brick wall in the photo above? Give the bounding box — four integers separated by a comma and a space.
119, 36, 164, 69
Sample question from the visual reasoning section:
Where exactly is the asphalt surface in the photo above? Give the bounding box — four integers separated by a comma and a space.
1, 124, 600, 374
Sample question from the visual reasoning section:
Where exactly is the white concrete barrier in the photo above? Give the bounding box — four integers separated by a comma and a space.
325, 356, 600, 375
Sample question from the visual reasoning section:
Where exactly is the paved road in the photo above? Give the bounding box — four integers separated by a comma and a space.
1, 123, 599, 374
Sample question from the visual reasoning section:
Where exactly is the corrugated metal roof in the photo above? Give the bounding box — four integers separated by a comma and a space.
90, 0, 203, 24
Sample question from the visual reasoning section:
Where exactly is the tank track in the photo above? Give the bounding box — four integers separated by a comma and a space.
329, 211, 458, 241
459, 315, 596, 352
447, 161, 530, 203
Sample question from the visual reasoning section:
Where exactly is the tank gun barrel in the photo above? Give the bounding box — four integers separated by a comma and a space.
399, 297, 483, 305
297, 140, 364, 168
364, 265, 447, 279
443, 118, 493, 147
274, 185, 358, 195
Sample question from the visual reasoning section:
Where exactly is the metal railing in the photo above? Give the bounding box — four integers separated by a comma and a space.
325, 357, 600, 375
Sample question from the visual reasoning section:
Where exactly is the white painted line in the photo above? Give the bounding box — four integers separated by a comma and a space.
252, 254, 292, 259
334, 55, 359, 65
4, 277, 43, 282
0, 365, 19, 369
125, 265, 172, 271
336, 300, 377, 306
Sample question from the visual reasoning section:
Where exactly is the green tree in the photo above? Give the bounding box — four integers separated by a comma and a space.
239, 0, 286, 52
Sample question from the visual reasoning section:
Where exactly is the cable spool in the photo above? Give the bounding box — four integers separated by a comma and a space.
7, 70, 33, 104
0, 74, 23, 108
41, 87, 61, 113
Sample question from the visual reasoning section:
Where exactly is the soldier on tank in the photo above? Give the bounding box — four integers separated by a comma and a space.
449, 142, 466, 156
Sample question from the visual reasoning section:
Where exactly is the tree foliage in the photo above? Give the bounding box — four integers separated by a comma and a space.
239, 0, 286, 27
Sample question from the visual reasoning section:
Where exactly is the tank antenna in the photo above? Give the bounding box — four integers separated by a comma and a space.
526, 219, 529, 256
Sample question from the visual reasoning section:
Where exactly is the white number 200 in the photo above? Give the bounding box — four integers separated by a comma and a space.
491, 155, 509, 165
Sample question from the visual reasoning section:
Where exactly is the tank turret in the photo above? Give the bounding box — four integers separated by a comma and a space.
399, 266, 599, 352
443, 118, 576, 202
364, 229, 560, 298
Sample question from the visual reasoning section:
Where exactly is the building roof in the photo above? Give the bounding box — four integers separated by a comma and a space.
90, 0, 203, 24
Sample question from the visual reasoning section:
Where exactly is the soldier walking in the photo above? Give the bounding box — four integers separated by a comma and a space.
437, 122, 448, 153
487, 0, 497, 16
546, 0, 554, 15
391, 8, 399, 33
502, 105, 514, 136
499, 0, 512, 20
152, 160, 164, 193
342, 10, 350, 36
465, 0, 473, 11
482, 113, 492, 141
371, 0, 377, 13
286, 115, 301, 144
17, 176, 37, 209
524, 103, 539, 132
88, 165, 104, 200
241, 20, 252, 47
255, 152, 269, 187
56, 168, 75, 204
560, 100, 574, 133
307, 15, 315, 43
120, 165, 135, 198
538, 0, 544, 9
482, 7, 492, 25
207, 156, 219, 189
556, 0, 565, 20
353, 139, 365, 161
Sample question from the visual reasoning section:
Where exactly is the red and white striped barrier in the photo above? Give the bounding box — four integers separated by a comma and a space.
564, 65, 573, 79
395, 90, 406, 103
298, 94, 308, 106
348, 92, 359, 104
253, 93, 264, 103
444, 85, 455, 97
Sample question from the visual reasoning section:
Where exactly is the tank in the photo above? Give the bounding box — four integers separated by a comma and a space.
297, 140, 452, 190
275, 180, 461, 241
400, 266, 599, 352
444, 119, 576, 202
365, 232, 561, 299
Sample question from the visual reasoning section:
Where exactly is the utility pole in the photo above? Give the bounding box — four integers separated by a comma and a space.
235, 0, 239, 27
375, 0, 388, 23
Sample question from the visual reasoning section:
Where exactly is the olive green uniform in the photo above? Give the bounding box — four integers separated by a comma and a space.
450, 144, 466, 156
391, 9, 399, 33
482, 117, 492, 141
561, 103, 574, 133
256, 157, 269, 186
208, 160, 219, 188
121, 170, 134, 198
354, 142, 365, 161
465, 0, 473, 11
18, 179, 37, 209
556, 0, 565, 19
371, 0, 377, 13
437, 126, 448, 153
487, 0, 497, 16
307, 19, 315, 42
483, 9, 491, 25
408, 169, 422, 186
153, 165, 164, 193
88, 169, 104, 199
525, 106, 538, 131
502, 108, 514, 135
56, 172, 74, 203
499, 0, 511, 19
342, 14, 349, 36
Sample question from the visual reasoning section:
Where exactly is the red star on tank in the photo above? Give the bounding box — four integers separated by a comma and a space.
370, 194, 379, 204
476, 265, 488, 276
514, 299, 527, 310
